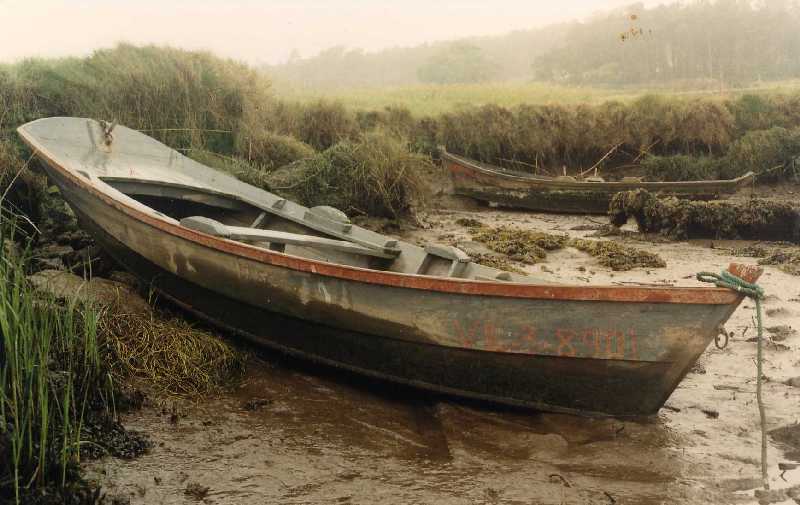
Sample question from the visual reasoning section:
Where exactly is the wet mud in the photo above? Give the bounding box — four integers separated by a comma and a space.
87, 208, 800, 505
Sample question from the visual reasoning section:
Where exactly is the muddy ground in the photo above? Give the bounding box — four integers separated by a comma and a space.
82, 202, 800, 505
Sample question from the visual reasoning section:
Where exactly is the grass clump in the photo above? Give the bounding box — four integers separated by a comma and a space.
234, 128, 315, 170
609, 189, 800, 242
295, 100, 358, 150
268, 129, 428, 218
568, 238, 666, 271
471, 226, 568, 264
640, 154, 723, 182
8, 44, 272, 154
721, 126, 800, 181
25, 269, 244, 398
0, 139, 45, 225
0, 224, 111, 503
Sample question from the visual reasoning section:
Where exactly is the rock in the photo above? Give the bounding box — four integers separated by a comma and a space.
33, 257, 64, 271
109, 270, 140, 288
37, 243, 74, 258
243, 398, 273, 411
27, 270, 152, 315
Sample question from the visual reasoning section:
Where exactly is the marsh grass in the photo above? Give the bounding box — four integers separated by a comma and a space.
0, 217, 110, 504
268, 129, 429, 218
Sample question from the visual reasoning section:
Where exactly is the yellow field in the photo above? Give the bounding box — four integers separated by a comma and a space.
271, 79, 800, 115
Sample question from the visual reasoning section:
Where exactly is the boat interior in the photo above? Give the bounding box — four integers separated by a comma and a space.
101, 177, 535, 284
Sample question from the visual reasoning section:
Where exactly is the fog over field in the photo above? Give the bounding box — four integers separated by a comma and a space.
0, 0, 657, 64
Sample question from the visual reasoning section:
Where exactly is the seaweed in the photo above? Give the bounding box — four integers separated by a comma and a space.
568, 238, 666, 271
470, 226, 568, 264
609, 189, 800, 243
470, 224, 666, 271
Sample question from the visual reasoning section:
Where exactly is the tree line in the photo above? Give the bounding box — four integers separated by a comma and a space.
267, 0, 800, 89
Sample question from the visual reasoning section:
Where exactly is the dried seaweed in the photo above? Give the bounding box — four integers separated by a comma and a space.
471, 226, 569, 264
569, 238, 666, 271
609, 189, 800, 243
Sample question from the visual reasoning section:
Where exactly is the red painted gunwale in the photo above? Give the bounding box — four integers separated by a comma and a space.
20, 128, 756, 306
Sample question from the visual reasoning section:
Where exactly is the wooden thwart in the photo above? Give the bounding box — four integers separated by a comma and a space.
417, 244, 471, 278
180, 216, 398, 259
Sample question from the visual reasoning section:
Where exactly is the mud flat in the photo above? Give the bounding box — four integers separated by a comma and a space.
86, 208, 800, 505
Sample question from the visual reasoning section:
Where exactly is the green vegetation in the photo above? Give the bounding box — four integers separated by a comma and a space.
273, 81, 641, 115
0, 223, 109, 503
267, 130, 429, 218
417, 43, 496, 85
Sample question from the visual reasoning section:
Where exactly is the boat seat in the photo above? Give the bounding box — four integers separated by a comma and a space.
555, 175, 577, 182
416, 244, 471, 278
180, 216, 398, 259
584, 176, 605, 183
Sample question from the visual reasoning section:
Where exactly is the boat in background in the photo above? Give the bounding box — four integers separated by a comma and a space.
19, 117, 761, 417
441, 148, 755, 214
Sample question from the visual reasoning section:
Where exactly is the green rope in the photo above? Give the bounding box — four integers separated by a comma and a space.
697, 270, 769, 490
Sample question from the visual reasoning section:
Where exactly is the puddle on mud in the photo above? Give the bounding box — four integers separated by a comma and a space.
88, 210, 800, 505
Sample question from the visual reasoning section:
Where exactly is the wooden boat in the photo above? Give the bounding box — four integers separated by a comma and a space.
19, 117, 761, 417
441, 148, 755, 214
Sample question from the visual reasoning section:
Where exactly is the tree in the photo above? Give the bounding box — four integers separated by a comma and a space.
417, 43, 497, 84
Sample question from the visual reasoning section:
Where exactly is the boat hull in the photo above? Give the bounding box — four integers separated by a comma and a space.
442, 152, 753, 214
44, 163, 740, 417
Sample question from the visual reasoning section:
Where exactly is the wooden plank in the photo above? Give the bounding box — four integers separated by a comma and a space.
424, 244, 470, 262
180, 217, 397, 259
226, 226, 398, 259
250, 211, 267, 229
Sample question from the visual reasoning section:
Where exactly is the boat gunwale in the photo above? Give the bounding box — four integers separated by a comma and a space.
19, 122, 753, 306
440, 149, 755, 189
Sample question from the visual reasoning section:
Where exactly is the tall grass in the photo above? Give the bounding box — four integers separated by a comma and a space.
268, 130, 428, 218
0, 217, 109, 503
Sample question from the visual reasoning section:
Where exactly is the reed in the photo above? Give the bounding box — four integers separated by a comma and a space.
0, 214, 109, 503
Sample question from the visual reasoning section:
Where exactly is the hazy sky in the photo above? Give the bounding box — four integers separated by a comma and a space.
0, 0, 661, 65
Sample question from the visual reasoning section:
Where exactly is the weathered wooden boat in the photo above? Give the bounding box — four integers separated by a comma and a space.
441, 148, 755, 214
19, 117, 761, 417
